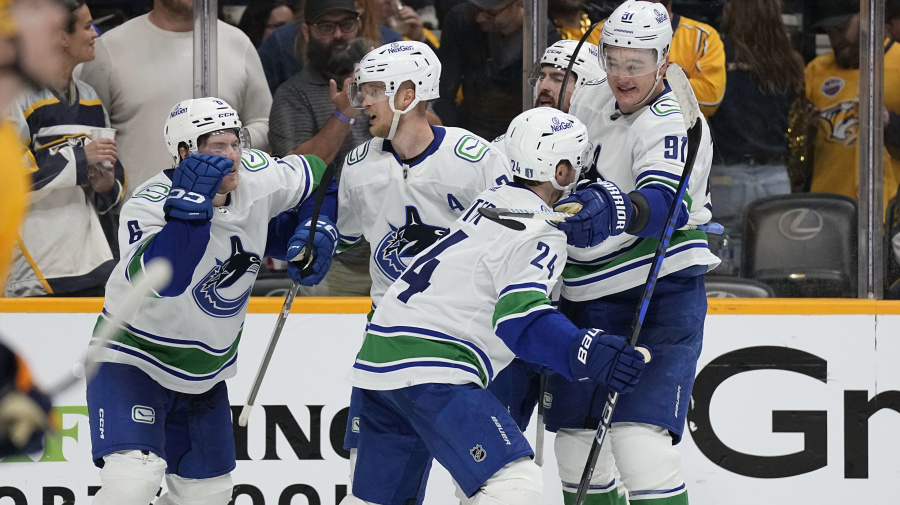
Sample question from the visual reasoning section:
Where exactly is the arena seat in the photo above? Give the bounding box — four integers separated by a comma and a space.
741, 193, 857, 298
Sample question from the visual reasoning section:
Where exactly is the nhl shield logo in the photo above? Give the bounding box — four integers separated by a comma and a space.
470, 444, 486, 462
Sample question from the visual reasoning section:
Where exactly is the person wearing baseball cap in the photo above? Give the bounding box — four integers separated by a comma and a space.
886, 0, 900, 41
804, 0, 900, 215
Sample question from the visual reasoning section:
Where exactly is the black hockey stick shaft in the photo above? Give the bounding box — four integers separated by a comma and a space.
572, 117, 703, 505
557, 22, 602, 111
294, 162, 336, 277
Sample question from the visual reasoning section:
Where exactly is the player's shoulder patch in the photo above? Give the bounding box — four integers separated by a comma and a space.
649, 96, 682, 117
133, 182, 170, 203
454, 134, 490, 163
241, 149, 271, 172
584, 78, 607, 86
493, 134, 505, 142
346, 140, 371, 166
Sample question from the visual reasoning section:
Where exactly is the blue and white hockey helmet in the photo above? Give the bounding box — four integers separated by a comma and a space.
600, 0, 673, 76
164, 97, 243, 166
504, 108, 591, 189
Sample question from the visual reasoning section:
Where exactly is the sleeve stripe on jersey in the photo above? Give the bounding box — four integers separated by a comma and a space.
356, 332, 487, 386
636, 170, 681, 186
498, 282, 549, 298
636, 178, 694, 211
567, 239, 642, 265
492, 289, 553, 329
367, 323, 494, 380
100, 309, 239, 354
125, 237, 164, 298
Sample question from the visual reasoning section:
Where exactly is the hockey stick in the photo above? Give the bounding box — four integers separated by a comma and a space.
239, 162, 335, 427
557, 22, 601, 111
476, 207, 724, 234
478, 207, 721, 234
534, 373, 548, 467
48, 258, 173, 398
572, 63, 702, 505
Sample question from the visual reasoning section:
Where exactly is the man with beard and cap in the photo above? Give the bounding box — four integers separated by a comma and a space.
268, 0, 374, 296
79, 0, 272, 196
805, 0, 900, 211
433, 0, 561, 140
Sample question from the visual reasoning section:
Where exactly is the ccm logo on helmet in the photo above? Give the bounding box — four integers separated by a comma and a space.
170, 106, 187, 118
578, 328, 602, 364
219, 112, 235, 118
600, 181, 628, 230
388, 43, 414, 53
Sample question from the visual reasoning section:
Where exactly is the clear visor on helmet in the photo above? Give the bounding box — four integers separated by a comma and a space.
348, 81, 389, 109
599, 45, 660, 77
527, 63, 568, 89
202, 129, 244, 157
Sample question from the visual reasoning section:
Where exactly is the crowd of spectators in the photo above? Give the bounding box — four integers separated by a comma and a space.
7, 0, 900, 299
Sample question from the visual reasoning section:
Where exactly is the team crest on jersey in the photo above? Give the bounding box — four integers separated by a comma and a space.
374, 206, 449, 281
470, 444, 486, 462
818, 100, 859, 145
821, 77, 844, 98
45, 133, 90, 155
192, 236, 261, 318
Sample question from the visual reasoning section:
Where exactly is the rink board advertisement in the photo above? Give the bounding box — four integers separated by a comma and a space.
0, 300, 898, 504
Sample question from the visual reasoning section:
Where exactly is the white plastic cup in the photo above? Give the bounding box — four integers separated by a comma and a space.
91, 127, 116, 169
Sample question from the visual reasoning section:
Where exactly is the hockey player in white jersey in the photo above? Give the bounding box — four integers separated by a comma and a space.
335, 40, 512, 503
546, 2, 719, 504
86, 97, 338, 505
486, 39, 606, 437
341, 108, 647, 505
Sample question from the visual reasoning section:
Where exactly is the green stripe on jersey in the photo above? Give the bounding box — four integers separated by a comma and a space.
305, 154, 328, 192
93, 316, 242, 376
492, 289, 551, 328
357, 333, 487, 386
126, 237, 154, 284
562, 229, 707, 280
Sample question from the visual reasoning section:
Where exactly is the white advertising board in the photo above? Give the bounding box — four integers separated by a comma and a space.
0, 310, 897, 504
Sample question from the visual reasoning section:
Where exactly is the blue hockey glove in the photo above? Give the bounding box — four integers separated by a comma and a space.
556, 181, 634, 248
568, 328, 647, 394
164, 154, 234, 221
286, 217, 339, 286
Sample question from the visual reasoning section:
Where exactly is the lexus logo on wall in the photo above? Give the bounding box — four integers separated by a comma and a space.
777, 208, 824, 241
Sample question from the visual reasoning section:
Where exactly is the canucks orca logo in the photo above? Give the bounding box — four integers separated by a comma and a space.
192, 236, 261, 318
374, 206, 449, 281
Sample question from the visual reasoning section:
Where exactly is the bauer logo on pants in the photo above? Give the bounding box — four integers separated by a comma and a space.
132, 406, 156, 424
470, 444, 486, 462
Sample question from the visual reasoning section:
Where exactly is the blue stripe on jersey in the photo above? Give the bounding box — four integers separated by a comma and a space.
367, 323, 495, 381
353, 359, 482, 381
629, 484, 687, 496
99, 342, 238, 382
498, 282, 549, 297
101, 309, 238, 354
563, 241, 708, 287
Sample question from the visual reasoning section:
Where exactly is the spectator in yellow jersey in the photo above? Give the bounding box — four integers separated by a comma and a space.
549, 0, 599, 46
649, 0, 725, 117
805, 0, 900, 211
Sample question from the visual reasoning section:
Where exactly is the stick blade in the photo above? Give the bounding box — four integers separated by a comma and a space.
478, 207, 526, 230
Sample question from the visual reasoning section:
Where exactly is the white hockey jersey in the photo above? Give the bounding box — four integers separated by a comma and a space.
93, 150, 325, 394
337, 126, 512, 306
562, 79, 720, 301
347, 184, 569, 391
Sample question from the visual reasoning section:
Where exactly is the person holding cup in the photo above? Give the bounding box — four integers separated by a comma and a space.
6, 0, 125, 297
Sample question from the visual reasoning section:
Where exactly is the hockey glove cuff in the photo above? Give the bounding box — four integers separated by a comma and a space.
568, 328, 647, 394
286, 217, 339, 286
556, 181, 634, 248
164, 154, 234, 222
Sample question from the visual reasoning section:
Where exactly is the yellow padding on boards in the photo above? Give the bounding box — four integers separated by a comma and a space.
1, 297, 900, 315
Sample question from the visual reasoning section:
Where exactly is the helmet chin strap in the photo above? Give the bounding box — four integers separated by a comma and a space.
631, 64, 666, 111
386, 95, 422, 140
550, 175, 577, 199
